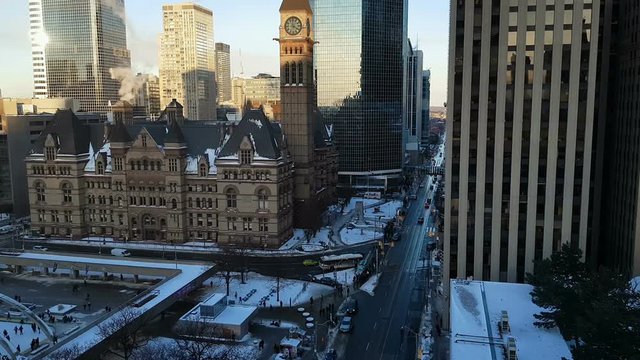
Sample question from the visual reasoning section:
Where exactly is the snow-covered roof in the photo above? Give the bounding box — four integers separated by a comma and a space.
84, 141, 111, 173
212, 305, 257, 326
184, 148, 219, 176
450, 280, 572, 360
201, 293, 226, 306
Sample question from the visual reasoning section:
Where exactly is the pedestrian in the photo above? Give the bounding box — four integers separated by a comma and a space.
19, 326, 23, 335
120, 274, 124, 281
53, 335, 58, 344
84, 279, 87, 286
259, 339, 264, 350
310, 296, 314, 306
37, 326, 40, 334
35, 337, 39, 347
210, 280, 213, 287
269, 304, 273, 311
16, 345, 20, 353
234, 291, 237, 299
400, 326, 404, 338
88, 302, 91, 310
6, 334, 9, 342
280, 300, 283, 307
31, 324, 36, 332
83, 304, 86, 311
13, 326, 17, 335
6, 312, 10, 320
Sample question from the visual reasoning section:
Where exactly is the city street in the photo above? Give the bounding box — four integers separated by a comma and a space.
338, 174, 439, 360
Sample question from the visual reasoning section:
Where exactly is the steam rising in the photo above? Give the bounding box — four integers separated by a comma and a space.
109, 67, 146, 103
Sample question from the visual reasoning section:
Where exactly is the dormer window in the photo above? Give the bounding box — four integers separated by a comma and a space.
240, 150, 252, 165
141, 135, 147, 147
96, 161, 104, 175
45, 146, 56, 161
199, 163, 207, 177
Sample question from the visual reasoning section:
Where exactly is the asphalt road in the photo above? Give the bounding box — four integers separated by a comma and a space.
340, 175, 438, 360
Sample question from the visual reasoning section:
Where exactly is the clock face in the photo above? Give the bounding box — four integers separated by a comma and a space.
285, 16, 302, 35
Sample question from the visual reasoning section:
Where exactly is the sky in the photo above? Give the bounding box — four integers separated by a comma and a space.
0, 0, 449, 107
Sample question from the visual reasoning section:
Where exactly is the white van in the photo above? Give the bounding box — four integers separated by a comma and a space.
111, 248, 131, 257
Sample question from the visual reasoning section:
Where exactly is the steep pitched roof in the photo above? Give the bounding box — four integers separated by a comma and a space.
279, 0, 312, 13
218, 108, 283, 160
30, 109, 91, 155
165, 120, 186, 144
110, 119, 133, 143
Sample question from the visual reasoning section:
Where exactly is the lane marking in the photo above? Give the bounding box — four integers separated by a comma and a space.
366, 342, 370, 351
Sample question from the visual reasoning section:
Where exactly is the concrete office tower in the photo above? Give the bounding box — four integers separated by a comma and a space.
28, 0, 131, 112
445, 0, 607, 294
421, 70, 431, 148
159, 3, 217, 120
404, 40, 424, 167
598, 0, 640, 277
215, 43, 232, 103
312, 0, 407, 191
232, 74, 281, 107
133, 74, 161, 118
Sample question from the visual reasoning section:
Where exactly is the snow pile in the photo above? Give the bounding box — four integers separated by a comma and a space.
360, 274, 379, 296
279, 228, 332, 251
364, 200, 402, 221
340, 227, 381, 245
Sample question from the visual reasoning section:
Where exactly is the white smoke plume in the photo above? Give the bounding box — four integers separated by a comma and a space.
109, 67, 146, 103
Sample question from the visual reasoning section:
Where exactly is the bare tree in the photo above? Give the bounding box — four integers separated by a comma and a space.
47, 344, 83, 360
131, 341, 176, 360
173, 320, 221, 360
97, 308, 146, 360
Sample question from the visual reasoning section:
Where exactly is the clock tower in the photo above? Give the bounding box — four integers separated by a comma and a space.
277, 0, 318, 227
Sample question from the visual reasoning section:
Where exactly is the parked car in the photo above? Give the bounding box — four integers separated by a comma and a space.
32, 245, 48, 251
339, 316, 353, 333
337, 297, 358, 317
110, 248, 131, 257
324, 349, 337, 360
408, 194, 417, 200
417, 217, 425, 224
303, 259, 319, 266
0, 225, 14, 234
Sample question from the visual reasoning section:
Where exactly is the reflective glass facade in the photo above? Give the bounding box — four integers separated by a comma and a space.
30, 0, 130, 113
312, 0, 406, 187
445, 0, 604, 288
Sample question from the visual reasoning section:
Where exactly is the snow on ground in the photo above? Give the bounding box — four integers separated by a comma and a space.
342, 198, 381, 214
364, 200, 403, 221
360, 274, 380, 296
279, 228, 332, 251
339, 227, 381, 245
314, 268, 356, 286
202, 272, 334, 308
0, 320, 45, 357
450, 279, 572, 360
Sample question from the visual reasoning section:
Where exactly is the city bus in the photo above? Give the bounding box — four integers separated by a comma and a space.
319, 253, 364, 270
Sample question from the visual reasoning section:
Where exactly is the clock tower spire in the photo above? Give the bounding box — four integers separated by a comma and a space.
277, 0, 318, 228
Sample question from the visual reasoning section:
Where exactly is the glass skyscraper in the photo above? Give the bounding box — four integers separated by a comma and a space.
29, 0, 131, 113
311, 0, 407, 190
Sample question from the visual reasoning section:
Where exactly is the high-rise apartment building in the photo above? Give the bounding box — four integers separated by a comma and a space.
28, 0, 131, 113
312, 0, 407, 191
231, 75, 281, 107
598, 0, 640, 277
404, 40, 424, 167
159, 3, 217, 120
215, 43, 232, 103
445, 0, 607, 295
421, 70, 431, 148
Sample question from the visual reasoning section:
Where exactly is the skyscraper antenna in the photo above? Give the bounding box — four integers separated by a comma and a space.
239, 48, 245, 77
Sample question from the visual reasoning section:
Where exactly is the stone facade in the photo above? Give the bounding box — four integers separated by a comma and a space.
26, 102, 294, 248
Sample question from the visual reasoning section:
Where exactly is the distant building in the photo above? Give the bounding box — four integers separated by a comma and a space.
232, 74, 281, 108
28, 0, 131, 112
159, 3, 217, 120
178, 293, 257, 339
133, 74, 161, 119
0, 98, 100, 215
312, 0, 407, 191
450, 280, 572, 360
421, 70, 431, 149
403, 40, 424, 167
25, 101, 295, 248
215, 43, 232, 103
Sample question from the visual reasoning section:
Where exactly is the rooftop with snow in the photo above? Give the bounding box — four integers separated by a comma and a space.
450, 279, 572, 360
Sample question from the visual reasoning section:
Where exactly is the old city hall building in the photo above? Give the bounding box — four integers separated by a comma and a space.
25, 101, 307, 248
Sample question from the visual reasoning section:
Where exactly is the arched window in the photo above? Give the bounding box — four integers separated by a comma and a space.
207, 198, 213, 208
291, 62, 297, 84
143, 160, 148, 170
196, 198, 201, 208
157, 161, 162, 171
62, 183, 72, 203
171, 199, 177, 209
136, 161, 141, 170
284, 62, 290, 85
118, 198, 123, 207
199, 163, 207, 177
150, 162, 155, 171
130, 161, 135, 170
131, 217, 137, 226
96, 161, 104, 175
35, 182, 45, 202
45, 146, 56, 161
298, 61, 304, 84
226, 188, 237, 208
258, 189, 268, 210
